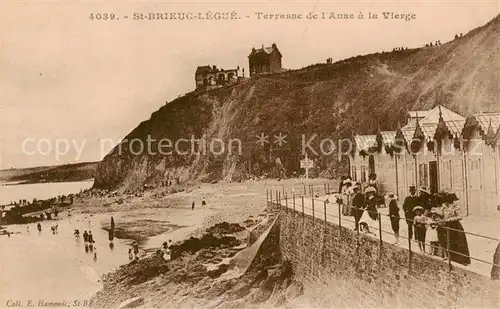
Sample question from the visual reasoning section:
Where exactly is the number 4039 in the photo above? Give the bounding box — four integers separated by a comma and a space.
89, 13, 117, 20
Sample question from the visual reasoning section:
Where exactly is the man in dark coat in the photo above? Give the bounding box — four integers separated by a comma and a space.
403, 186, 419, 240
352, 186, 365, 231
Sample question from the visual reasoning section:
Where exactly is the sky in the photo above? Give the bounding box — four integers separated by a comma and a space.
1, 0, 498, 169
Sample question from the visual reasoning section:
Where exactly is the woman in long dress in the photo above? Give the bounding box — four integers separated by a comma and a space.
359, 187, 378, 235
437, 193, 471, 265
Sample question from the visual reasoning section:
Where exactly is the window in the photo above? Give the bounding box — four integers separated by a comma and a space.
419, 163, 428, 187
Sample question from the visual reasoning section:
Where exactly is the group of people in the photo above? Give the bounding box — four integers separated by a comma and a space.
402, 185, 470, 265
336, 175, 471, 266
337, 174, 384, 235
191, 200, 207, 210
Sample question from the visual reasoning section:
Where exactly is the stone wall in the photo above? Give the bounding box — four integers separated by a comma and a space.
267, 202, 500, 308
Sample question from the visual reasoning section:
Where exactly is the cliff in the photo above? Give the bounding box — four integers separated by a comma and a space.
94, 15, 500, 190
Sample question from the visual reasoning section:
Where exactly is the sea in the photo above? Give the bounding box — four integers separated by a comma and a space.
0, 180, 94, 206
0, 180, 130, 307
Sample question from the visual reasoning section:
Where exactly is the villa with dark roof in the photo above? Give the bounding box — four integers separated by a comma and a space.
194, 65, 242, 89
248, 43, 283, 77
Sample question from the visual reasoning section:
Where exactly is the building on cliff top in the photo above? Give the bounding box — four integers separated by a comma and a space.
350, 103, 500, 218
248, 43, 283, 77
195, 65, 243, 90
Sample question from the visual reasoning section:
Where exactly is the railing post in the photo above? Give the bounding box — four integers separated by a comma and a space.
327, 183, 330, 194
270, 190, 273, 203
293, 194, 296, 212
338, 200, 341, 242
324, 183, 327, 195
447, 227, 452, 272
312, 198, 315, 219
266, 189, 268, 201
324, 201, 327, 224
303, 184, 306, 196
278, 191, 281, 208
408, 233, 412, 273
285, 192, 288, 212
301, 196, 304, 215
378, 213, 382, 246
282, 186, 285, 197
275, 190, 278, 206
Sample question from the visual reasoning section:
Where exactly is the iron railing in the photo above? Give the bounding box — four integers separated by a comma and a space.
265, 188, 500, 276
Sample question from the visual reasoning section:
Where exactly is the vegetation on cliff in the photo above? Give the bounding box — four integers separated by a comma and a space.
94, 15, 500, 190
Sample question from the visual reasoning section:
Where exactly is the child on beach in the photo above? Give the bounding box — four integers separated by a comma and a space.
413, 206, 427, 253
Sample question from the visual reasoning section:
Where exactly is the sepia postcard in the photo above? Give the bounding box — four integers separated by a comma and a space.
1, 0, 500, 308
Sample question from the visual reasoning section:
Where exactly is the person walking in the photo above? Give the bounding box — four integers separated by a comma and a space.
83, 230, 89, 243
413, 206, 427, 253
191, 202, 195, 210
37, 223, 42, 233
352, 186, 364, 231
110, 216, 115, 231
359, 187, 378, 235
387, 193, 400, 244
341, 180, 353, 216
403, 186, 419, 240
88, 231, 94, 249
133, 242, 139, 259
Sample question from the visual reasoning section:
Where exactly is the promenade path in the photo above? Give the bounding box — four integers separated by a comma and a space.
273, 193, 499, 278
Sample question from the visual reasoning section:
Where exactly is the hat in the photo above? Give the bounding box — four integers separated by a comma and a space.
419, 186, 430, 194
386, 192, 397, 200
365, 187, 376, 194
409, 186, 416, 190
446, 193, 459, 203
413, 206, 424, 212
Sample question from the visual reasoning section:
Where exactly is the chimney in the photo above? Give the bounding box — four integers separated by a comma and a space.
212, 65, 216, 71
262, 44, 264, 49
272, 42, 277, 49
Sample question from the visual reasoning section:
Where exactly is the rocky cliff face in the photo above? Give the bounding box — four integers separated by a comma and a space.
94, 15, 500, 190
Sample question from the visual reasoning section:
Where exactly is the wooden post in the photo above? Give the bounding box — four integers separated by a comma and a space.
293, 194, 296, 212
324, 183, 327, 195
447, 227, 452, 272
282, 186, 285, 197
301, 196, 305, 215
327, 183, 330, 194
275, 190, 278, 205
303, 184, 306, 196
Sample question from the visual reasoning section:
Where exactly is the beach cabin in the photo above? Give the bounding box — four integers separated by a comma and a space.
461, 112, 500, 216
349, 103, 500, 218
